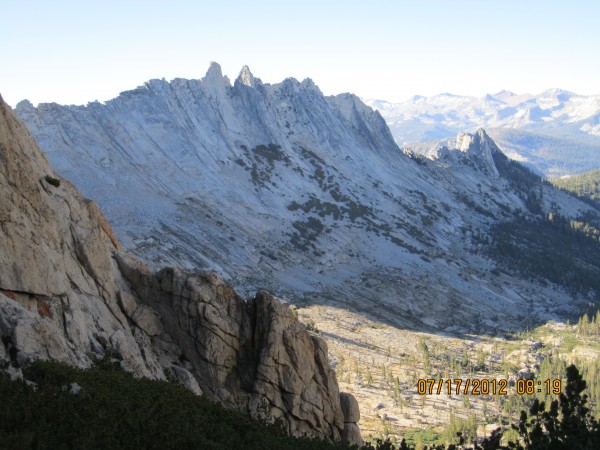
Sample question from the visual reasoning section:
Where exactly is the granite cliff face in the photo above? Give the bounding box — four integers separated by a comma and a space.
0, 95, 362, 445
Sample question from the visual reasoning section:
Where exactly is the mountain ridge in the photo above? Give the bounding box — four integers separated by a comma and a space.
15, 64, 600, 338
364, 90, 600, 176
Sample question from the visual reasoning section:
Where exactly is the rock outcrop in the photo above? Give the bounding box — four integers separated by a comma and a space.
116, 254, 349, 440
0, 95, 362, 445
340, 392, 363, 446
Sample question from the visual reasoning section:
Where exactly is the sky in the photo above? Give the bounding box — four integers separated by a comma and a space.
2, 0, 599, 107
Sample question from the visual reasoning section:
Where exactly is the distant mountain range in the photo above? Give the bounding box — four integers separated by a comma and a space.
15, 64, 600, 335
365, 89, 600, 176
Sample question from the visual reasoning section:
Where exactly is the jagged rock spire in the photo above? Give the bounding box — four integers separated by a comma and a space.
237, 65, 256, 87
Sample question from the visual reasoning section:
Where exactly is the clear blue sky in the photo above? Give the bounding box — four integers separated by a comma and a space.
2, 0, 599, 106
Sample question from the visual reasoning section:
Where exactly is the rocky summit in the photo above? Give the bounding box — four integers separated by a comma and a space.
0, 94, 362, 446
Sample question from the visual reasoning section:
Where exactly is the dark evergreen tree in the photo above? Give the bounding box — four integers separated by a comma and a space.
509, 364, 600, 450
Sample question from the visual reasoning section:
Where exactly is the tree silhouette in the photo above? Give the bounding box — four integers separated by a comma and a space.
508, 364, 600, 449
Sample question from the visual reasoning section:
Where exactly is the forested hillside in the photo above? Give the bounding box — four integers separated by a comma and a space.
551, 169, 600, 208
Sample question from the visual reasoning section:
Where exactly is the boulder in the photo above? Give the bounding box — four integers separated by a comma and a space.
132, 305, 162, 336
4, 366, 22, 381
340, 392, 361, 423
340, 392, 363, 446
170, 365, 203, 396
342, 423, 363, 447
118, 290, 138, 317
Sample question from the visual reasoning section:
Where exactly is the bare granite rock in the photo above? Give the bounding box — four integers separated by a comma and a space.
0, 93, 157, 377
170, 365, 203, 396
340, 392, 361, 422
340, 392, 364, 446
0, 94, 362, 446
116, 255, 356, 443
117, 290, 138, 317
131, 305, 163, 336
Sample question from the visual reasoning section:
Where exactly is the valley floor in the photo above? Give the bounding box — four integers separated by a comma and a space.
298, 305, 600, 447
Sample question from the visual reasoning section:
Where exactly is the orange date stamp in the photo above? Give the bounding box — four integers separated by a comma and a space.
417, 378, 561, 396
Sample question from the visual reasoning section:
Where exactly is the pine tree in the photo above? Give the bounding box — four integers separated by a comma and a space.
510, 364, 600, 449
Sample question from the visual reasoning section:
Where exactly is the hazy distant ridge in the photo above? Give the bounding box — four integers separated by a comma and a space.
365, 89, 600, 176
